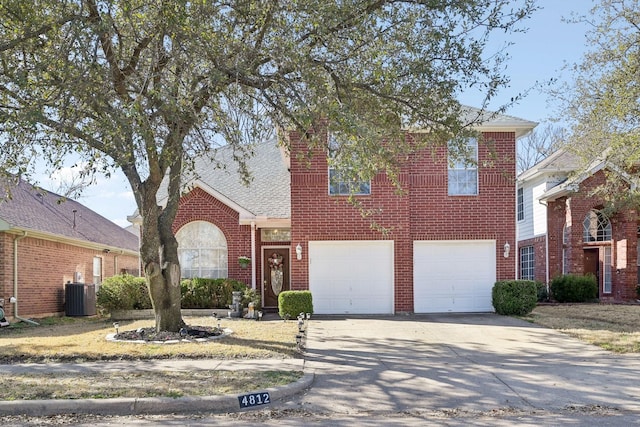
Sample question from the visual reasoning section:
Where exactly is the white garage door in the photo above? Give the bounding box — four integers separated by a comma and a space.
414, 240, 496, 313
309, 241, 394, 314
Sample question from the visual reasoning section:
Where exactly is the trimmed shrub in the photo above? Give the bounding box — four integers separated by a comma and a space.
180, 278, 249, 309
537, 282, 549, 302
278, 291, 313, 319
99, 276, 252, 311
492, 280, 538, 316
97, 274, 151, 311
550, 274, 598, 303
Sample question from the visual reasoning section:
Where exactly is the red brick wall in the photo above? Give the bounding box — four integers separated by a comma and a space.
289, 130, 517, 312
546, 170, 638, 301
172, 187, 253, 284
0, 232, 139, 318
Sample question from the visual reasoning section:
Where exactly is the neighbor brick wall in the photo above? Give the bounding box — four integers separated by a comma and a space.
547, 170, 639, 302
288, 129, 518, 313
0, 232, 139, 318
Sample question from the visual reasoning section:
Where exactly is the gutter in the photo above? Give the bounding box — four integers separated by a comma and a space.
12, 232, 39, 325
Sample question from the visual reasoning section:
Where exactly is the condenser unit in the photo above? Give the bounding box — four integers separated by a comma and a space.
0, 298, 9, 327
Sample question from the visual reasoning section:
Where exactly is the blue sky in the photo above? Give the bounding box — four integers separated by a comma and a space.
39, 0, 595, 227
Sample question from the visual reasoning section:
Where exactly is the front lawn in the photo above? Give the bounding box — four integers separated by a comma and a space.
0, 315, 300, 362
523, 304, 640, 353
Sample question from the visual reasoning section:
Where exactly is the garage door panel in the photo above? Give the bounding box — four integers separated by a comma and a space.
309, 241, 394, 315
414, 240, 496, 313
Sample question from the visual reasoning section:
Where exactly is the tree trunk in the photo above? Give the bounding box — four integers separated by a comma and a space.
138, 184, 184, 333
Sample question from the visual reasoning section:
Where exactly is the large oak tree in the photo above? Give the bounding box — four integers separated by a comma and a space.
0, 0, 535, 332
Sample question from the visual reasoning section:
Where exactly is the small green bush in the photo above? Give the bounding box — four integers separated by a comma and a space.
97, 274, 151, 311
550, 274, 598, 303
492, 280, 538, 316
537, 282, 549, 302
278, 291, 313, 319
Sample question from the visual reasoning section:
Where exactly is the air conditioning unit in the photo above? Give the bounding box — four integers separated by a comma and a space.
0, 299, 9, 327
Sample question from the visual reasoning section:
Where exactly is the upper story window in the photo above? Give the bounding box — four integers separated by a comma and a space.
328, 134, 371, 196
583, 210, 612, 242
176, 221, 228, 279
448, 137, 478, 196
517, 187, 524, 221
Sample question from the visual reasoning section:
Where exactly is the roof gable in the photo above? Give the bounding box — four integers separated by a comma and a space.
0, 177, 139, 252
159, 139, 291, 221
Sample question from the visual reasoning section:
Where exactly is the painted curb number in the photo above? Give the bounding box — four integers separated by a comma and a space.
238, 392, 271, 408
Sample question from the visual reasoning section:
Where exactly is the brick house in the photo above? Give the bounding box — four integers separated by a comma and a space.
517, 149, 639, 301
166, 111, 536, 314
0, 177, 140, 320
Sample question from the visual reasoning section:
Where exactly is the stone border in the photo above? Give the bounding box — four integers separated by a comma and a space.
110, 309, 233, 321
105, 328, 233, 344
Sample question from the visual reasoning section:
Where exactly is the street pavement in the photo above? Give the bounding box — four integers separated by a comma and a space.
2, 313, 640, 425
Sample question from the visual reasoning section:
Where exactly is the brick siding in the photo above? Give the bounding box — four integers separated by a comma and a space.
546, 170, 639, 301
288, 130, 517, 312
0, 233, 139, 318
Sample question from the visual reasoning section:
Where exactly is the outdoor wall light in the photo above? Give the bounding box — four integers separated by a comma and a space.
503, 242, 511, 258
296, 243, 303, 260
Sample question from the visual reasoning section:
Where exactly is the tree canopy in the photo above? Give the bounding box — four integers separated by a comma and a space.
0, 0, 535, 331
559, 0, 640, 171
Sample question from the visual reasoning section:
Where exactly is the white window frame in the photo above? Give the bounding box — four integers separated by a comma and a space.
583, 210, 612, 242
176, 221, 228, 279
327, 134, 371, 196
93, 256, 102, 285
448, 138, 478, 196
519, 246, 535, 280
603, 246, 612, 294
517, 187, 524, 221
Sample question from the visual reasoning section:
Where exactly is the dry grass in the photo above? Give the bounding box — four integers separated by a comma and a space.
0, 315, 303, 400
0, 370, 302, 400
0, 315, 300, 362
523, 304, 640, 353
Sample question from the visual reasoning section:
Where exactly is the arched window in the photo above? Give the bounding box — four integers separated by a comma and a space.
583, 210, 612, 242
176, 221, 228, 279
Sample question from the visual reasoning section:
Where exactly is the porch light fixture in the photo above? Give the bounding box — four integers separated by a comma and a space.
296, 243, 303, 260
503, 242, 511, 258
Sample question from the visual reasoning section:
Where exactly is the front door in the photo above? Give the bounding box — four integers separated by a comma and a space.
584, 248, 600, 297
263, 248, 290, 308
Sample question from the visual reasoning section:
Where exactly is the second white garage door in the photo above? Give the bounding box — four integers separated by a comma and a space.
414, 240, 496, 313
309, 241, 394, 315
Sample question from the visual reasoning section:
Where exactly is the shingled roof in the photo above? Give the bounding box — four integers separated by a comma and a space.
157, 139, 290, 222
0, 176, 139, 253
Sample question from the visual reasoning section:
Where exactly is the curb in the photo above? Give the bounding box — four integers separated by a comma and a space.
0, 372, 314, 417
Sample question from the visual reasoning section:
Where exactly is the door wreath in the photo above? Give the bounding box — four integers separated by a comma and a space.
268, 252, 284, 296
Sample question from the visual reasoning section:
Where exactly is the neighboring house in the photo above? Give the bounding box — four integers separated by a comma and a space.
0, 177, 140, 319
517, 149, 639, 301
160, 110, 536, 314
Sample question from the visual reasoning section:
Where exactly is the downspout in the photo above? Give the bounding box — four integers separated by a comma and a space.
13, 232, 39, 325
250, 222, 256, 290
539, 199, 550, 290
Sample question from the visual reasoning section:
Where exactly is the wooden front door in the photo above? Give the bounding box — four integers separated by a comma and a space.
263, 248, 290, 308
584, 248, 600, 296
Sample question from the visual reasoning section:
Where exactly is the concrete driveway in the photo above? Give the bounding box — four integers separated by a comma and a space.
279, 314, 640, 415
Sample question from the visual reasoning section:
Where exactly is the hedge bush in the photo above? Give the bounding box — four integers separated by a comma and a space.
98, 276, 256, 311
492, 280, 538, 316
550, 274, 598, 303
97, 274, 151, 311
278, 291, 313, 319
